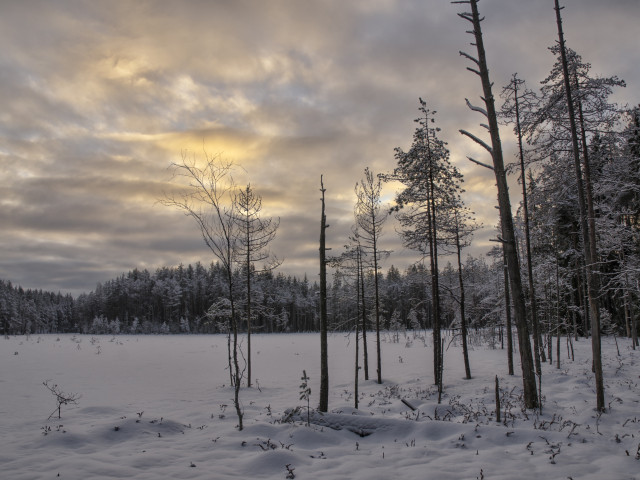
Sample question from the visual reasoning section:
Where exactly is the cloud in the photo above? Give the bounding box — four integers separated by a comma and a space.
0, 0, 638, 295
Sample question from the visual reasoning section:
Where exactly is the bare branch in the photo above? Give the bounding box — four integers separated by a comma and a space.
465, 97, 488, 117
459, 50, 480, 66
466, 156, 494, 170
43, 380, 81, 420
459, 129, 493, 153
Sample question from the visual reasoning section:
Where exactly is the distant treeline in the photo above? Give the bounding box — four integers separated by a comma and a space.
1, 251, 634, 337
1, 258, 498, 336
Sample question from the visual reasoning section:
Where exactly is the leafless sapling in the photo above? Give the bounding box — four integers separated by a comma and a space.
43, 380, 81, 420
161, 151, 244, 429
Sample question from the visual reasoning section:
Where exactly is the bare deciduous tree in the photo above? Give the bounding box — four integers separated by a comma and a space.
161, 151, 244, 430
43, 380, 81, 420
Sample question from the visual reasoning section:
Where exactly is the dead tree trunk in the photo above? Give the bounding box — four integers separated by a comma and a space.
502, 246, 514, 376
510, 74, 545, 372
359, 246, 370, 379
455, 210, 471, 380
455, 0, 538, 409
356, 240, 370, 380
354, 254, 360, 409
554, 0, 604, 412
319, 176, 329, 413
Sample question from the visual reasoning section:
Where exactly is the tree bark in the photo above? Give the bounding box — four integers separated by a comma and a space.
359, 245, 370, 380
246, 230, 252, 387
502, 247, 514, 376
455, 210, 471, 380
425, 119, 443, 389
458, 0, 538, 409
372, 210, 382, 385
319, 176, 329, 413
511, 76, 545, 373
554, 0, 604, 411
354, 258, 360, 409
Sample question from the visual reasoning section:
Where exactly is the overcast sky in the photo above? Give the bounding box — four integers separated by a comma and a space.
1, 0, 638, 296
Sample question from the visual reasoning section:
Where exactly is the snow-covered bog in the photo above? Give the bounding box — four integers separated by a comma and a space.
1, 332, 638, 479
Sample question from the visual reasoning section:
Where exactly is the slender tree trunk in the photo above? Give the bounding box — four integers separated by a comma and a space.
495, 376, 501, 423
455, 211, 471, 380
623, 287, 631, 339
622, 251, 632, 339
355, 262, 360, 409
633, 280, 639, 349
359, 249, 370, 380
575, 264, 590, 338
372, 221, 382, 385
460, 0, 537, 408
427, 196, 439, 385
227, 324, 233, 386
246, 247, 252, 387
546, 281, 552, 365
319, 176, 329, 412
503, 247, 514, 376
554, 0, 604, 411
570, 285, 578, 341
419, 108, 443, 389
428, 148, 442, 389
555, 240, 561, 370
568, 333, 575, 361
226, 266, 243, 430
512, 76, 545, 374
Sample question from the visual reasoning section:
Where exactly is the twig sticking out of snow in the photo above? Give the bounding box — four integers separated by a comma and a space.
42, 380, 81, 420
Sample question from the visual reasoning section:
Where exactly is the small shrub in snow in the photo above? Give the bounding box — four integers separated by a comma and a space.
254, 438, 293, 451
285, 464, 295, 479
299, 370, 311, 427
42, 380, 81, 420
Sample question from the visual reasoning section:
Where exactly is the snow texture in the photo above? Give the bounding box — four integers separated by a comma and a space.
1, 332, 639, 479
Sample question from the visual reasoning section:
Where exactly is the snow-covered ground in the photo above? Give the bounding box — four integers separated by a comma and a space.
1, 331, 638, 479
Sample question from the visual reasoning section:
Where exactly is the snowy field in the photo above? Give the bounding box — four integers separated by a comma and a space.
1, 331, 638, 480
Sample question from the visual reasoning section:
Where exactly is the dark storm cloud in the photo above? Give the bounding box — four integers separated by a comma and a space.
0, 0, 638, 295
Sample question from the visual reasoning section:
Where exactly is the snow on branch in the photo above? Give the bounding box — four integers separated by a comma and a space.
466, 156, 494, 171
465, 98, 488, 117
459, 129, 493, 154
